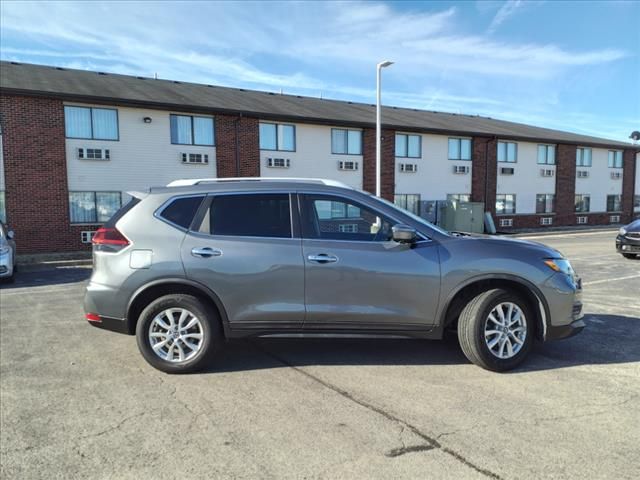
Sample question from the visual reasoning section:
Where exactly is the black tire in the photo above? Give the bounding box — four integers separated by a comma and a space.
136, 294, 222, 374
622, 253, 637, 259
457, 288, 534, 372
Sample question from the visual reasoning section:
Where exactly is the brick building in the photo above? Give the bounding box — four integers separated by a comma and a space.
1, 61, 638, 254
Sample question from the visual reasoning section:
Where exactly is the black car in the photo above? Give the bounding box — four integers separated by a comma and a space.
616, 219, 640, 259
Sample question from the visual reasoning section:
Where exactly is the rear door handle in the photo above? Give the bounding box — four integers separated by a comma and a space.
191, 247, 222, 258
307, 254, 338, 264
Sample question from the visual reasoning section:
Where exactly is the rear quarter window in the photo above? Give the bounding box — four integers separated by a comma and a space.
159, 196, 205, 229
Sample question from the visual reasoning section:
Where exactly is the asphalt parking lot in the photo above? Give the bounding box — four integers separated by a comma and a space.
1, 229, 639, 479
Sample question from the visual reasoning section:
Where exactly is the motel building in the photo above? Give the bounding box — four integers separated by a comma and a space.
0, 61, 639, 254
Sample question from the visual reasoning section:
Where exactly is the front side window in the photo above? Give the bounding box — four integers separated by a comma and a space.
537, 145, 556, 165
607, 194, 622, 212
497, 141, 517, 163
204, 194, 291, 238
575, 194, 590, 213
65, 106, 118, 140
170, 115, 214, 145
259, 123, 295, 151
608, 150, 623, 168
447, 194, 471, 203
496, 194, 516, 214
536, 194, 555, 213
302, 194, 393, 242
331, 128, 362, 155
448, 138, 472, 161
69, 191, 122, 223
394, 194, 421, 215
576, 147, 592, 167
396, 134, 421, 158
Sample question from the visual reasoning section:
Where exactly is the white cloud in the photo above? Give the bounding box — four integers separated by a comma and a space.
487, 0, 523, 34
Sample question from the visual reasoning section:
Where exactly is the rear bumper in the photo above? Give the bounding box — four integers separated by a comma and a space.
86, 315, 130, 334
84, 282, 131, 334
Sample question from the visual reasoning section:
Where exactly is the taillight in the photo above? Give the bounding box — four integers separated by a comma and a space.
92, 227, 130, 252
85, 313, 102, 323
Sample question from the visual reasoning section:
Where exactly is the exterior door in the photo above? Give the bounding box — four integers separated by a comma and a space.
181, 192, 305, 329
299, 193, 441, 330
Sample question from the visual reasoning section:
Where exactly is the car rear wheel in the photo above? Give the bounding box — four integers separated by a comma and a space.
136, 294, 222, 374
457, 288, 534, 372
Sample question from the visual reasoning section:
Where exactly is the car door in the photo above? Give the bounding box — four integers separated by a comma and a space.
181, 192, 305, 330
299, 193, 441, 330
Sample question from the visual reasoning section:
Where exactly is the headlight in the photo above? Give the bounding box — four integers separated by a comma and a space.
619, 227, 627, 235
544, 258, 575, 276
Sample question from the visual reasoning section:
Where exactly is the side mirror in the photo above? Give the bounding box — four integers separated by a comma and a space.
392, 224, 417, 243
7, 230, 15, 240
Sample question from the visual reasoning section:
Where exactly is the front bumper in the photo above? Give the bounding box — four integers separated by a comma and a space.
616, 234, 640, 254
540, 271, 584, 341
0, 251, 14, 278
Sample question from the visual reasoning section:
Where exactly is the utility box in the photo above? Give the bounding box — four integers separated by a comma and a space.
439, 201, 485, 233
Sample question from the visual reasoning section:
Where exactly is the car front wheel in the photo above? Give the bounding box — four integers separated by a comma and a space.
457, 288, 534, 372
136, 294, 222, 374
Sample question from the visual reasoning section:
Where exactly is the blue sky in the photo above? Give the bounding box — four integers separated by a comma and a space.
1, 0, 638, 141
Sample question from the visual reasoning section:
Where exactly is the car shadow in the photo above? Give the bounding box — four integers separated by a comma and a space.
202, 313, 640, 374
0, 266, 92, 290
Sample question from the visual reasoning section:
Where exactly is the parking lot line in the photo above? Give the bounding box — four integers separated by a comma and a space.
582, 274, 640, 286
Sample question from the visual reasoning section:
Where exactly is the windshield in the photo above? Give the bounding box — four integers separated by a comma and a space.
366, 193, 451, 236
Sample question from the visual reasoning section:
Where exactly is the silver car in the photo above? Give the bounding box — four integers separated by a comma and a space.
0, 222, 17, 282
84, 178, 584, 373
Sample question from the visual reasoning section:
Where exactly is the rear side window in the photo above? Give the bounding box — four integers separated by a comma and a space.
202, 194, 291, 238
159, 196, 204, 229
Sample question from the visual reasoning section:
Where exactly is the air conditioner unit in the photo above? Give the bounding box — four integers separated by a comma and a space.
577, 170, 589, 178
181, 153, 209, 164
266, 158, 290, 168
499, 218, 513, 227
540, 169, 554, 177
609, 215, 620, 223
338, 160, 359, 171
399, 163, 418, 173
540, 217, 553, 226
453, 165, 470, 174
80, 231, 97, 244
500, 167, 514, 175
78, 148, 110, 160
577, 216, 588, 225
610, 171, 622, 180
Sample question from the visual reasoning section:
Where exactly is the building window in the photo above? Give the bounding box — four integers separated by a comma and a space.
536, 194, 555, 213
537, 145, 556, 165
448, 138, 471, 161
607, 194, 622, 212
394, 194, 421, 215
331, 128, 362, 155
608, 150, 623, 168
447, 194, 471, 203
259, 123, 295, 151
576, 147, 592, 167
575, 194, 591, 213
497, 141, 517, 163
496, 194, 516, 215
170, 115, 214, 146
315, 200, 361, 219
69, 191, 122, 224
0, 191, 5, 223
65, 106, 118, 140
396, 134, 421, 158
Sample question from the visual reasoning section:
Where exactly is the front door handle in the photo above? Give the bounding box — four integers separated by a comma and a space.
191, 247, 222, 258
307, 254, 338, 264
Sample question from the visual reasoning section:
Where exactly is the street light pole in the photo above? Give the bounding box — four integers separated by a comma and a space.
376, 60, 394, 198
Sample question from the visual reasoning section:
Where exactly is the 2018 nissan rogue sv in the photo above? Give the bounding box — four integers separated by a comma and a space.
84, 178, 584, 373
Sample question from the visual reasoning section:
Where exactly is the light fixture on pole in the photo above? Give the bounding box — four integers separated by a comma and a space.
376, 60, 394, 198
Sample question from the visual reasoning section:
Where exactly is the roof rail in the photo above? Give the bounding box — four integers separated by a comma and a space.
166, 177, 353, 189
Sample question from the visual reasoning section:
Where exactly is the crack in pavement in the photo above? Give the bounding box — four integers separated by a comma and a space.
256, 345, 503, 480
386, 444, 436, 458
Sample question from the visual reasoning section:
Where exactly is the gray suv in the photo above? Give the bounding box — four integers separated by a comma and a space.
84, 178, 584, 373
